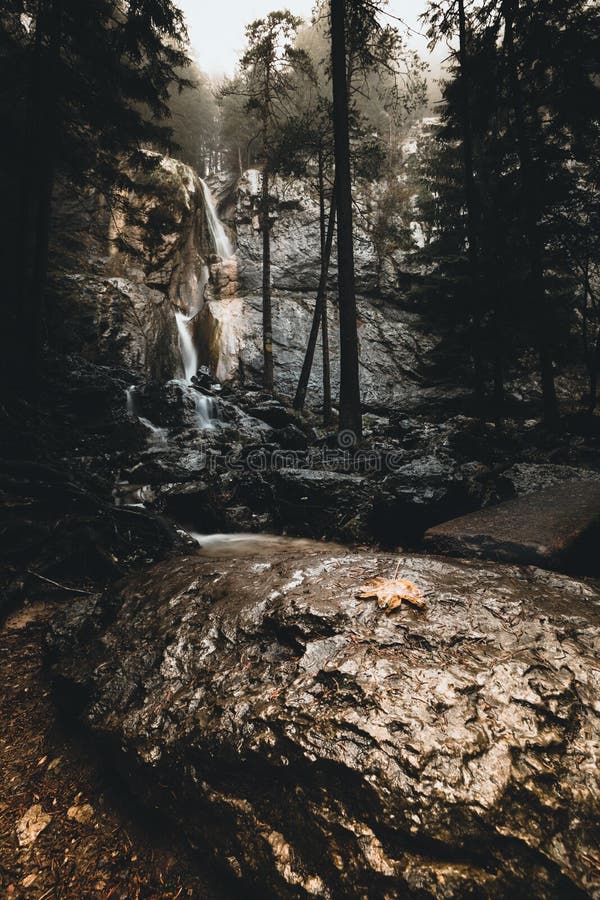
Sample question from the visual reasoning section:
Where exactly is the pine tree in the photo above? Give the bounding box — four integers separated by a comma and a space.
236, 11, 305, 391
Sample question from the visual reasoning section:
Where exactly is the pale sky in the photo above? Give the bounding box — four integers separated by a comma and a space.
177, 1, 434, 79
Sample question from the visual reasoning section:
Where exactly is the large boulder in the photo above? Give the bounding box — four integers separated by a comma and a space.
424, 479, 600, 574
49, 548, 600, 898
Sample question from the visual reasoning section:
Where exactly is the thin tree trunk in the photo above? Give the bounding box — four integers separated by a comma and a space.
262, 165, 273, 390
331, 0, 361, 439
502, 0, 558, 426
591, 333, 600, 413
457, 0, 483, 400
319, 153, 333, 425
293, 188, 336, 412
30, 0, 63, 370
8, 0, 46, 385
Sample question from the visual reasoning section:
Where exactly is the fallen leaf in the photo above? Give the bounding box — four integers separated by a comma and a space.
357, 577, 426, 612
16, 805, 51, 847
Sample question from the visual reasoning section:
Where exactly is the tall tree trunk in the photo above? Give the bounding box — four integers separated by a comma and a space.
31, 0, 62, 365
261, 164, 273, 391
457, 0, 483, 399
11, 0, 63, 389
8, 0, 46, 386
502, 0, 558, 426
331, 0, 361, 439
590, 333, 599, 414
293, 187, 336, 412
319, 151, 333, 425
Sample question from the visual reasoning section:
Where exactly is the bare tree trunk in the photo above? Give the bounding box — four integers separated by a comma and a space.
262, 164, 273, 390
319, 152, 333, 425
502, 0, 558, 426
8, 0, 46, 386
590, 334, 599, 413
457, 0, 483, 399
293, 187, 336, 412
331, 0, 362, 439
30, 0, 62, 370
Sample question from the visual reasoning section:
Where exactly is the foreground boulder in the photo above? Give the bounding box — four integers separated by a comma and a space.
48, 548, 600, 898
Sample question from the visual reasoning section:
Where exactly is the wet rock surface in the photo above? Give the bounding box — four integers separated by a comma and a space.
48, 548, 600, 898
197, 292, 443, 412
234, 170, 421, 300
424, 480, 600, 574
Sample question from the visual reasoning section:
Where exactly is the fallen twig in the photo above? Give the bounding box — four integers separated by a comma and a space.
26, 571, 95, 595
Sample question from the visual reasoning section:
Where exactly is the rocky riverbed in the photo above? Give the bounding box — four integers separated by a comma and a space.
3, 149, 600, 899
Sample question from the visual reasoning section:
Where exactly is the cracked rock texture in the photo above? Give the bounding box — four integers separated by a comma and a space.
196, 292, 448, 411
48, 548, 600, 898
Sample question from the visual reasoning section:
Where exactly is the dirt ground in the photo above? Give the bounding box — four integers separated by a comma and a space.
0, 601, 232, 899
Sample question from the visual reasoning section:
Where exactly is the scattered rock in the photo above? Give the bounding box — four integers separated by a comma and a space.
17, 805, 51, 847
67, 803, 94, 825
503, 462, 600, 496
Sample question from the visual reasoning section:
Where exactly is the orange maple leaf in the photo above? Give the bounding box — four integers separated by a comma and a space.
357, 577, 426, 612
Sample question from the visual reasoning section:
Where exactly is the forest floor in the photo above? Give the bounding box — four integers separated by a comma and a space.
0, 601, 231, 900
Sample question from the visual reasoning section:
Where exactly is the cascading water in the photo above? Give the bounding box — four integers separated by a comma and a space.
125, 386, 168, 446
126, 183, 232, 436
199, 179, 235, 259
175, 311, 198, 381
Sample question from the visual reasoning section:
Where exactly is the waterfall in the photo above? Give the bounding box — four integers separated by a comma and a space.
125, 386, 168, 446
175, 312, 198, 381
175, 312, 220, 428
199, 179, 234, 259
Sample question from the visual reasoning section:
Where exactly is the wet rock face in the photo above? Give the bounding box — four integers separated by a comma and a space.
197, 293, 441, 412
58, 274, 180, 381
234, 170, 421, 300
50, 153, 210, 379
49, 550, 600, 898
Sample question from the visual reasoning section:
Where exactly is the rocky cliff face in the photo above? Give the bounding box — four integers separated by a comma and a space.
196, 292, 451, 412
197, 163, 444, 413
51, 153, 212, 381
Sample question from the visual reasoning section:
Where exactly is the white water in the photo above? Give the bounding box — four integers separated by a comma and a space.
127, 183, 232, 436
125, 386, 168, 446
189, 532, 331, 556
175, 312, 198, 381
199, 179, 234, 259
192, 390, 219, 429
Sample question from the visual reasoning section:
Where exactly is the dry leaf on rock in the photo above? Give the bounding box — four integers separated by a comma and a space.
357, 577, 426, 612
16, 804, 51, 847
